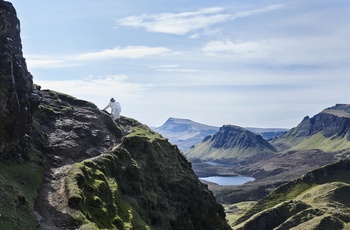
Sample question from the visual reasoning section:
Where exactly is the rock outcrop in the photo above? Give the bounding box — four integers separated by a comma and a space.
186, 125, 277, 163
0, 2, 231, 229
272, 104, 350, 152
0, 0, 35, 161
31, 90, 230, 229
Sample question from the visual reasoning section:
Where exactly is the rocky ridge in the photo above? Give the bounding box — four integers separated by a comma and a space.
0, 0, 37, 161
0, 2, 231, 229
31, 89, 230, 230
186, 125, 277, 163
272, 104, 350, 152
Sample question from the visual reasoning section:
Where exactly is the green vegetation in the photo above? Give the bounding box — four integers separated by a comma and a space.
233, 160, 350, 229
290, 132, 350, 153
0, 149, 44, 230
65, 157, 150, 230
124, 117, 164, 142
224, 201, 256, 226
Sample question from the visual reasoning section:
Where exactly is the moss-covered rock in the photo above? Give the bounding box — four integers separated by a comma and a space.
65, 118, 230, 230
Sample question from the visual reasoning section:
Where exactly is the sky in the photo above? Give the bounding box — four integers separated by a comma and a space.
10, 0, 350, 128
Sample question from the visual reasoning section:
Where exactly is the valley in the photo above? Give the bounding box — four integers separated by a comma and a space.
156, 105, 350, 228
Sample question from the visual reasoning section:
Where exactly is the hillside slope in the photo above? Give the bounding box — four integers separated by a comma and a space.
272, 104, 350, 152
233, 159, 350, 229
186, 125, 277, 163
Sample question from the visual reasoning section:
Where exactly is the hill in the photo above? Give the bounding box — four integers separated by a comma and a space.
186, 125, 277, 163
0, 2, 230, 229
153, 117, 219, 152
233, 159, 350, 229
272, 104, 350, 152
153, 118, 288, 153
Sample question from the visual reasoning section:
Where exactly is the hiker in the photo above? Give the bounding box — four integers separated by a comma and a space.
103, 98, 121, 122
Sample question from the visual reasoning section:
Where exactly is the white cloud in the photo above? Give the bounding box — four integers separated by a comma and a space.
202, 40, 269, 58
116, 5, 284, 36
26, 46, 175, 69
201, 36, 350, 67
36, 75, 147, 99
148, 64, 197, 73
76, 46, 173, 60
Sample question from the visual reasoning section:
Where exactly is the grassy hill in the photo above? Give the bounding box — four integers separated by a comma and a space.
186, 125, 277, 163
232, 159, 350, 229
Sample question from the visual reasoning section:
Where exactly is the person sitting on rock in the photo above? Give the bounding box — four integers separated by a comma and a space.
103, 98, 121, 123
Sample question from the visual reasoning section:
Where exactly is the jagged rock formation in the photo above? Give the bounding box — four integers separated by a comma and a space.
0, 0, 36, 161
153, 117, 219, 152
233, 159, 350, 229
272, 104, 350, 152
31, 90, 230, 230
0, 2, 231, 229
186, 125, 277, 163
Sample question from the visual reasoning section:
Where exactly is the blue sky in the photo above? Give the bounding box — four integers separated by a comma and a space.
10, 0, 350, 128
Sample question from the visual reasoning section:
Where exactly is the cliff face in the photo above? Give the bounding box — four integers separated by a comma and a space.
0, 0, 35, 161
186, 125, 277, 163
31, 90, 230, 230
0, 2, 230, 229
272, 104, 350, 152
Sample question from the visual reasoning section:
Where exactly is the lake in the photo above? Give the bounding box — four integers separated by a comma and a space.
199, 176, 255, 186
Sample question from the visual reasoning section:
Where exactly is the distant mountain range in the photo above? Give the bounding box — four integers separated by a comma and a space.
153, 117, 219, 152
153, 117, 288, 152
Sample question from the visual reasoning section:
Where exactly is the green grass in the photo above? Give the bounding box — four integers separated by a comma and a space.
233, 160, 350, 229
65, 155, 150, 230
290, 132, 350, 152
0, 149, 44, 230
224, 201, 256, 226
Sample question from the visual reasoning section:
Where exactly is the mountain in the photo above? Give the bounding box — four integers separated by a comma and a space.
233, 159, 350, 229
0, 3, 230, 229
245, 127, 288, 141
153, 117, 287, 153
186, 125, 277, 163
0, 0, 36, 161
153, 117, 219, 152
272, 104, 350, 152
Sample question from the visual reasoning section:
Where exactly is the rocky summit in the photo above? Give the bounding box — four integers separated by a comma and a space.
0, 2, 230, 229
186, 125, 277, 163
0, 0, 37, 161
272, 104, 350, 152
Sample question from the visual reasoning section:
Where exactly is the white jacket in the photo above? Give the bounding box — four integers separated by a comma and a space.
104, 101, 121, 120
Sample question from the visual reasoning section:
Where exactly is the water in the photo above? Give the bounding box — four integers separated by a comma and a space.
199, 176, 255, 186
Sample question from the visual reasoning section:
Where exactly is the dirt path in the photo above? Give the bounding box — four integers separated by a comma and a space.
34, 117, 133, 229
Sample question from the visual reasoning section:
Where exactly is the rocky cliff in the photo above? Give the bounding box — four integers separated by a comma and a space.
272, 104, 350, 152
186, 125, 277, 163
0, 0, 36, 161
0, 2, 231, 229
31, 90, 230, 230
